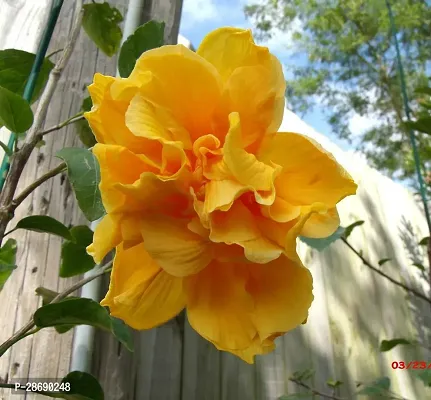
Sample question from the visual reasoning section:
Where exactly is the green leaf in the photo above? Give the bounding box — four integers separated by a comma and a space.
0, 264, 16, 290
378, 258, 391, 266
326, 379, 343, 388
414, 369, 431, 387
82, 2, 123, 57
75, 97, 96, 148
412, 263, 426, 271
379, 338, 411, 352
111, 317, 134, 352
56, 148, 105, 221
0, 140, 12, 156
60, 225, 95, 278
34, 297, 112, 331
35, 286, 59, 305
300, 227, 344, 251
15, 215, 72, 240
415, 86, 431, 96
419, 236, 429, 246
118, 20, 165, 78
82, 96, 93, 112
291, 369, 315, 382
0, 49, 54, 103
0, 238, 17, 264
0, 239, 17, 290
405, 118, 431, 135
34, 297, 133, 350
357, 377, 390, 395
342, 220, 364, 239
0, 86, 33, 133
54, 371, 104, 400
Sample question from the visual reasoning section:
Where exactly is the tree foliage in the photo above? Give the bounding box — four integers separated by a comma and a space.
245, 0, 431, 181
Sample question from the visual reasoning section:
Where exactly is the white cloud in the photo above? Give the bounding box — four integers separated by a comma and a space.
182, 0, 219, 24
349, 113, 379, 137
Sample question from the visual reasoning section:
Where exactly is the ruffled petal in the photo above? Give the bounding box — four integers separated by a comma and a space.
86, 214, 121, 264
209, 200, 283, 263
216, 334, 277, 365
125, 92, 192, 149
140, 215, 212, 277
85, 74, 161, 154
197, 27, 270, 82
184, 260, 256, 350
223, 112, 280, 193
213, 64, 285, 146
93, 144, 151, 213
246, 255, 314, 340
128, 45, 222, 140
258, 132, 357, 207
300, 207, 340, 238
101, 243, 185, 330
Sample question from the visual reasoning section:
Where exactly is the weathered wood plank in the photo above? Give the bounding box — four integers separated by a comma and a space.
0, 1, 430, 400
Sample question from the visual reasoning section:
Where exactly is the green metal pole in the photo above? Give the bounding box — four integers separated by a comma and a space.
0, 0, 64, 191
385, 0, 431, 234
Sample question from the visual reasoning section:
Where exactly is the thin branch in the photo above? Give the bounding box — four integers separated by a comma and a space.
0, 0, 84, 244
0, 260, 112, 357
341, 238, 431, 305
46, 48, 64, 58
289, 378, 345, 400
11, 163, 66, 210
40, 114, 84, 136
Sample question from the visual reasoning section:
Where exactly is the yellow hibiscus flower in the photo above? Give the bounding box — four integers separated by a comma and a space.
84, 27, 357, 363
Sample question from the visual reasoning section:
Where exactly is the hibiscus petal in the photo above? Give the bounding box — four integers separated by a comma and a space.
140, 215, 212, 277
209, 200, 283, 263
125, 92, 192, 149
246, 255, 314, 340
93, 144, 150, 213
86, 214, 121, 264
197, 27, 270, 82
300, 207, 340, 238
184, 260, 256, 350
215, 334, 276, 364
204, 179, 248, 213
213, 65, 285, 146
224, 112, 280, 193
258, 132, 357, 207
101, 243, 185, 330
128, 45, 222, 140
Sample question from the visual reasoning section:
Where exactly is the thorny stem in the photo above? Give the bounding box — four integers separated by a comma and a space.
0, 0, 84, 245
0, 261, 112, 357
341, 238, 431, 305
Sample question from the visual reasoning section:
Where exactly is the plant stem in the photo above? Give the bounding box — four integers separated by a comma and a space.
40, 113, 84, 136
0, 141, 13, 157
341, 238, 431, 305
289, 378, 345, 400
46, 48, 64, 58
0, 261, 112, 357
10, 163, 67, 212
0, 0, 83, 245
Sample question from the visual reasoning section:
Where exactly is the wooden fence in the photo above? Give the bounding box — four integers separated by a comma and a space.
0, 1, 430, 399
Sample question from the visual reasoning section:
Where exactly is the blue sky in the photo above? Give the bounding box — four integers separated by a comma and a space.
178, 0, 355, 151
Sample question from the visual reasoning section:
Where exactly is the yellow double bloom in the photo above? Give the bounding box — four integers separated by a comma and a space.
84, 27, 357, 363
